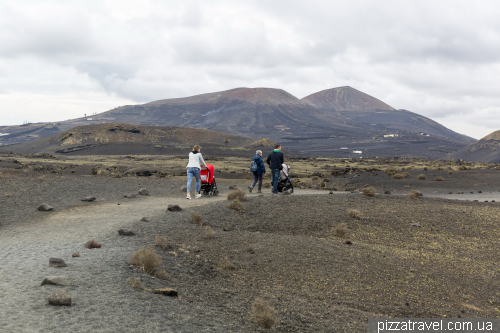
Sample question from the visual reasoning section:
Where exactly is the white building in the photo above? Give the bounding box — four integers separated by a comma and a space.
384, 134, 399, 138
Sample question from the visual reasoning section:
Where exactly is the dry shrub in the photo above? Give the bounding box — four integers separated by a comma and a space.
154, 269, 168, 280
447, 170, 453, 175
434, 176, 444, 181
408, 190, 421, 200
402, 172, 410, 178
423, 166, 429, 171
437, 166, 444, 170
205, 226, 214, 239
227, 189, 246, 201
245, 174, 253, 180
333, 222, 348, 237
459, 165, 467, 170
37, 175, 46, 181
227, 199, 244, 212
362, 187, 376, 197
385, 167, 397, 175
347, 209, 363, 220
252, 298, 277, 329
130, 247, 161, 274
155, 236, 168, 250
127, 278, 151, 292
311, 176, 319, 181
417, 174, 426, 180
114, 172, 122, 178
219, 256, 235, 270
393, 173, 405, 179
191, 213, 203, 225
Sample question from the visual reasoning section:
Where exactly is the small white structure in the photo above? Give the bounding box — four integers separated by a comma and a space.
340, 147, 349, 150
352, 150, 362, 154
87, 118, 93, 121
0, 133, 10, 136
384, 134, 399, 138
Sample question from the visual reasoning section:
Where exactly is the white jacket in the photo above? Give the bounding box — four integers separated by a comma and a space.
186, 152, 207, 169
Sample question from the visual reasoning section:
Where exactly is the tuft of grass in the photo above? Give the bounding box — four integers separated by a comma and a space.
402, 172, 410, 178
393, 173, 405, 179
205, 226, 214, 239
190, 213, 203, 225
219, 256, 235, 270
227, 189, 246, 201
37, 175, 46, 181
346, 209, 363, 220
154, 269, 168, 280
333, 222, 348, 237
130, 247, 161, 274
252, 298, 277, 329
447, 170, 453, 175
362, 187, 376, 197
417, 174, 426, 180
114, 172, 122, 178
434, 176, 444, 181
385, 167, 397, 175
423, 166, 429, 171
227, 199, 244, 212
127, 278, 151, 292
155, 236, 168, 251
408, 190, 421, 200
459, 165, 467, 170
311, 176, 319, 181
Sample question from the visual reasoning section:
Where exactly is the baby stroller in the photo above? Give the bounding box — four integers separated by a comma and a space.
200, 164, 219, 196
276, 164, 293, 193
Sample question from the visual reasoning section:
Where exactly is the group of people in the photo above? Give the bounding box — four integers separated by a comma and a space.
185, 144, 285, 199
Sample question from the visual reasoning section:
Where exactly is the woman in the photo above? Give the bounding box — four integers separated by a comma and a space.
249, 150, 266, 193
186, 145, 207, 199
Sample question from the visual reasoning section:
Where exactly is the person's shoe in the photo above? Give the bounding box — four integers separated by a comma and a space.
186, 193, 191, 199
195, 193, 202, 199
257, 190, 262, 194
248, 186, 253, 193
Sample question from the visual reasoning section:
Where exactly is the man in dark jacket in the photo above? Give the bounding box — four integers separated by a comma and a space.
266, 144, 284, 195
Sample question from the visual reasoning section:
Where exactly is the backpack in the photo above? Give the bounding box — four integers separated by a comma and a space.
250, 159, 258, 172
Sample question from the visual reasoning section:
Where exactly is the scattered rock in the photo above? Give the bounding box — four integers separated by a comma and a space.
229, 185, 238, 190
154, 287, 178, 297
180, 185, 187, 192
49, 258, 67, 268
345, 240, 352, 245
167, 204, 182, 212
412, 223, 421, 227
85, 239, 102, 249
81, 196, 96, 202
485, 201, 489, 202
124, 194, 136, 198
329, 191, 333, 194
478, 190, 482, 193
117, 203, 120, 205
138, 188, 149, 196
48, 289, 71, 306
72, 253, 80, 258
447, 192, 452, 194
140, 217, 149, 222
41, 276, 70, 286
37, 203, 53, 211
492, 200, 496, 202
384, 190, 391, 194
474, 200, 478, 202
118, 229, 135, 236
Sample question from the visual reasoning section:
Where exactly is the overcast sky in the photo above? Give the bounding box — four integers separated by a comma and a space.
1, 0, 499, 139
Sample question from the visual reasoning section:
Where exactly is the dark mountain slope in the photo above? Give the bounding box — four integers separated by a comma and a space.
451, 130, 500, 163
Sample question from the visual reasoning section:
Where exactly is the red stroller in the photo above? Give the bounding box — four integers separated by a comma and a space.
200, 164, 219, 196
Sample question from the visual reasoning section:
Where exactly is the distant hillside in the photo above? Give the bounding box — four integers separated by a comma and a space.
0, 123, 276, 156
451, 130, 500, 163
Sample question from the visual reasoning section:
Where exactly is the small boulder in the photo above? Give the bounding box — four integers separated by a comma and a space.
329, 191, 333, 194
38, 204, 53, 211
72, 253, 80, 258
49, 258, 67, 268
384, 190, 391, 194
48, 289, 71, 306
447, 191, 452, 194
478, 190, 482, 193
140, 217, 149, 222
81, 196, 96, 202
229, 185, 238, 190
154, 287, 178, 297
41, 276, 70, 286
345, 240, 352, 245
167, 205, 182, 212
118, 229, 135, 236
85, 239, 102, 249
138, 188, 149, 196
124, 194, 136, 198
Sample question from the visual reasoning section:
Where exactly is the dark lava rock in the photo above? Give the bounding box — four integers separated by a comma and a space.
329, 191, 333, 194
167, 205, 182, 212
124, 194, 136, 198
118, 229, 135, 236
49, 258, 67, 268
138, 188, 149, 196
37, 203, 53, 211
478, 191, 482, 193
72, 253, 80, 258
345, 240, 352, 245
447, 192, 452, 194
85, 239, 102, 249
154, 288, 178, 297
140, 217, 149, 222
48, 289, 71, 306
81, 196, 96, 202
384, 190, 391, 194
492, 200, 496, 202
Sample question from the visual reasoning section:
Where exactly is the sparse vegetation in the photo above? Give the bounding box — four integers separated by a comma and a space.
227, 199, 244, 212
408, 190, 421, 200
130, 247, 161, 274
190, 213, 203, 225
311, 176, 319, 181
385, 167, 397, 175
205, 226, 214, 239
393, 173, 405, 179
155, 236, 168, 250
251, 298, 277, 329
114, 172, 122, 178
347, 209, 363, 220
447, 170, 453, 175
127, 278, 151, 292
459, 165, 467, 170
362, 187, 376, 197
154, 269, 168, 280
219, 256, 235, 270
333, 222, 348, 237
434, 176, 444, 181
417, 174, 426, 180
423, 166, 429, 171
227, 189, 246, 201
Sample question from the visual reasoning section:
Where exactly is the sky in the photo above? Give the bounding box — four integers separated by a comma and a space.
1, 0, 500, 139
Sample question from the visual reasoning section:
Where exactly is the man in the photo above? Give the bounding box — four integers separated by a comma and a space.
266, 144, 284, 195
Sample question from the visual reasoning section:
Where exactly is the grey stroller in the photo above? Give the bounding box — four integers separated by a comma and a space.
276, 164, 293, 193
